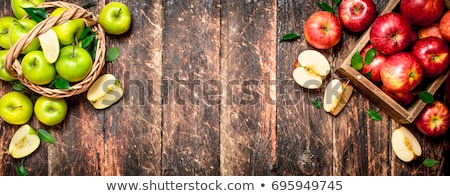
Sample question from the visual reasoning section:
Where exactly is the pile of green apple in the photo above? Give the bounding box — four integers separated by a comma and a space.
0, 0, 130, 160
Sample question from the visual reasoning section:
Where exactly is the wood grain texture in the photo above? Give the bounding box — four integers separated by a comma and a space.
161, 0, 221, 176
220, 0, 277, 176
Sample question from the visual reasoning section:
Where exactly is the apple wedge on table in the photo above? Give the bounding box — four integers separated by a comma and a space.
391, 126, 422, 162
87, 74, 124, 110
293, 50, 330, 89
8, 124, 40, 159
323, 79, 354, 116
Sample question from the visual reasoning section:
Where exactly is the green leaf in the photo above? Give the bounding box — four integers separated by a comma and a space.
423, 158, 440, 167
12, 81, 26, 92
88, 39, 98, 60
16, 165, 28, 176
38, 129, 54, 144
334, 0, 342, 6
106, 47, 120, 62
79, 27, 92, 41
368, 109, 381, 121
22, 7, 48, 23
364, 70, 373, 80
418, 91, 434, 103
351, 52, 363, 71
312, 99, 322, 109
81, 35, 95, 49
54, 76, 71, 90
279, 33, 300, 43
317, 2, 334, 13
82, 2, 97, 9
364, 48, 376, 65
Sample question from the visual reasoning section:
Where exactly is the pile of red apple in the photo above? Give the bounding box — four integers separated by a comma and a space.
303, 0, 450, 138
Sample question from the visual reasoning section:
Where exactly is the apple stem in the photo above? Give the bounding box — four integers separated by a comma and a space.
115, 8, 122, 17
72, 43, 76, 58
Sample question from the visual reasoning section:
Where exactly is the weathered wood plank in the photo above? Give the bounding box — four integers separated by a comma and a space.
220, 0, 277, 176
333, 0, 391, 176
102, 0, 164, 175
276, 0, 334, 176
161, 0, 221, 175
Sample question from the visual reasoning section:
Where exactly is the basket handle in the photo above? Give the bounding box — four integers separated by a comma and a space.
4, 2, 97, 78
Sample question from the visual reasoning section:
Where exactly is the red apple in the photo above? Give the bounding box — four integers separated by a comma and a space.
439, 10, 450, 42
338, 0, 377, 32
304, 11, 342, 49
369, 13, 413, 55
381, 85, 416, 106
380, 52, 423, 93
360, 43, 386, 83
400, 0, 444, 27
418, 23, 443, 40
411, 36, 450, 77
414, 101, 450, 137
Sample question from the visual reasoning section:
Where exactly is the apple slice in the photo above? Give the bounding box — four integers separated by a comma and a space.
293, 50, 330, 89
87, 74, 124, 109
323, 79, 353, 116
8, 124, 40, 159
38, 29, 60, 64
391, 126, 422, 162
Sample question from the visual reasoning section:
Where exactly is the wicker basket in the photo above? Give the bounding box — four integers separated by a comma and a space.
4, 1, 106, 98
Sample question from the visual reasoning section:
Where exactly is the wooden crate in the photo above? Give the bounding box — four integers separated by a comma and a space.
336, 0, 450, 124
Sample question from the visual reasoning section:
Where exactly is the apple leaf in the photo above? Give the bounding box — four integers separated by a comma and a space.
364, 70, 373, 80
317, 2, 334, 13
106, 47, 120, 62
280, 33, 300, 43
79, 27, 93, 41
16, 165, 28, 176
423, 158, 440, 167
333, 0, 342, 6
351, 52, 363, 71
81, 35, 96, 49
38, 129, 54, 144
418, 91, 434, 103
11, 81, 26, 92
368, 109, 382, 121
364, 48, 376, 65
82, 2, 97, 9
22, 7, 48, 23
53, 76, 71, 90
312, 99, 322, 109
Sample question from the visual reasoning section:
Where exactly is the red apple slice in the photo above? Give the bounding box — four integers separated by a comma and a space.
293, 50, 330, 89
391, 126, 422, 162
323, 79, 353, 115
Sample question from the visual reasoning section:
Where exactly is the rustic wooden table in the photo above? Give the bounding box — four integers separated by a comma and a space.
0, 0, 449, 176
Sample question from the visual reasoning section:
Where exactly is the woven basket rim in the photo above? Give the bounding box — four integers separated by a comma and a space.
4, 1, 106, 98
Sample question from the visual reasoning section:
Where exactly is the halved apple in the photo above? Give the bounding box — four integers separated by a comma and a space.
323, 79, 353, 116
38, 29, 60, 64
293, 50, 330, 89
87, 74, 124, 109
391, 126, 422, 162
8, 124, 40, 159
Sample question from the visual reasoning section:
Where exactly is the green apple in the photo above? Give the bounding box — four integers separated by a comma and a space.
98, 2, 132, 35
0, 91, 33, 125
0, 50, 16, 81
21, 50, 56, 85
8, 124, 40, 159
34, 96, 67, 126
9, 18, 40, 54
55, 45, 92, 82
50, 8, 85, 45
11, 0, 45, 19
0, 16, 15, 49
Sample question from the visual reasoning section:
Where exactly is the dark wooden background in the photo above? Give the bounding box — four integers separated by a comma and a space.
1, 0, 449, 176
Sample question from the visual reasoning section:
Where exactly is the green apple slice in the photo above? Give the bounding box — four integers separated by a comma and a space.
323, 79, 353, 116
8, 124, 40, 159
87, 74, 124, 109
38, 29, 60, 64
